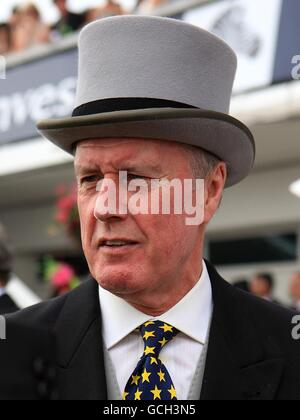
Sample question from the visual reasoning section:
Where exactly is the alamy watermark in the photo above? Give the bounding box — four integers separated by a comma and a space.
0, 55, 6, 80
0, 316, 6, 340
292, 315, 300, 340
94, 171, 205, 226
291, 55, 300, 80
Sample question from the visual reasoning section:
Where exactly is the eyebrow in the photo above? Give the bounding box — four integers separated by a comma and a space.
119, 163, 162, 173
74, 164, 101, 176
75, 162, 162, 176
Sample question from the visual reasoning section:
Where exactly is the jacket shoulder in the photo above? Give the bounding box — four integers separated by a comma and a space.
223, 276, 300, 360
233, 285, 296, 328
206, 261, 298, 344
4, 278, 97, 331
5, 291, 68, 330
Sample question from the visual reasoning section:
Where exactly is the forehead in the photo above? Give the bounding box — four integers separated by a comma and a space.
74, 137, 187, 172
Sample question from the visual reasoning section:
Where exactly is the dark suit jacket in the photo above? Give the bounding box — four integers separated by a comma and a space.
1, 262, 300, 400
0, 293, 19, 315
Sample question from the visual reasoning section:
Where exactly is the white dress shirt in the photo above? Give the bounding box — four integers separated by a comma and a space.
98, 260, 213, 400
0, 288, 6, 298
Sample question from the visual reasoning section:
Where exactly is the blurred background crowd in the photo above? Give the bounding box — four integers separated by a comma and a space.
0, 0, 300, 314
0, 0, 175, 56
233, 272, 300, 312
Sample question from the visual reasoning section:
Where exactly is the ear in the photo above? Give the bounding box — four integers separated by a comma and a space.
203, 162, 227, 224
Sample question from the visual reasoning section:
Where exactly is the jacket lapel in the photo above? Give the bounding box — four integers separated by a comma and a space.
54, 278, 107, 400
200, 262, 284, 400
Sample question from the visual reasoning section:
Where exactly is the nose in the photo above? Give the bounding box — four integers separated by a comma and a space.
93, 175, 128, 223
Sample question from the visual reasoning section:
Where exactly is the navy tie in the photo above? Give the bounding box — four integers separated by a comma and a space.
123, 320, 178, 400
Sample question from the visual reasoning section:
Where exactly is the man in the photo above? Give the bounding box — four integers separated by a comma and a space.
233, 278, 250, 293
290, 272, 300, 312
1, 16, 300, 400
0, 225, 19, 315
250, 273, 281, 305
0, 23, 11, 55
10, 3, 50, 52
51, 0, 86, 37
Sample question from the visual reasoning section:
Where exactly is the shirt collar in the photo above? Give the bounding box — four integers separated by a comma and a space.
0, 288, 6, 298
99, 260, 213, 349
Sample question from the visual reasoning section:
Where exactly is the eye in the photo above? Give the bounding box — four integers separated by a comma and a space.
81, 175, 102, 184
127, 173, 150, 181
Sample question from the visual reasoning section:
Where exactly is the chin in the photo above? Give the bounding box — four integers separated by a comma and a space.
92, 264, 146, 296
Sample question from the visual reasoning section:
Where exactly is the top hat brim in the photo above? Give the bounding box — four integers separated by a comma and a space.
36, 107, 255, 188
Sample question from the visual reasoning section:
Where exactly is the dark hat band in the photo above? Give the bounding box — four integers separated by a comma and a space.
72, 97, 197, 117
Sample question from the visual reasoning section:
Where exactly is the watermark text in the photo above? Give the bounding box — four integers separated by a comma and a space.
94, 171, 205, 226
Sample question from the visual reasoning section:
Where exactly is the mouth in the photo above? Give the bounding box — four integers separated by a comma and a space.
99, 239, 139, 248
98, 239, 140, 255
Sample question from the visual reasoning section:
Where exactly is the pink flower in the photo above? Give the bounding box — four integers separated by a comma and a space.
52, 264, 75, 289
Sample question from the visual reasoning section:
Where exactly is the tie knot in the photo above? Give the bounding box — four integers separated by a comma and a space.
139, 320, 178, 359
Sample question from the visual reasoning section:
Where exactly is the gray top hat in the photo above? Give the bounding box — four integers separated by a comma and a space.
0, 225, 13, 273
37, 15, 255, 187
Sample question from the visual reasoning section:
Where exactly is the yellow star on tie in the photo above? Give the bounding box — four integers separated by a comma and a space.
150, 357, 158, 365
151, 385, 162, 400
145, 321, 155, 327
159, 337, 168, 347
157, 369, 166, 382
122, 391, 129, 400
168, 385, 177, 399
144, 346, 156, 356
131, 375, 141, 386
143, 330, 155, 340
141, 368, 151, 383
134, 388, 143, 400
159, 323, 173, 333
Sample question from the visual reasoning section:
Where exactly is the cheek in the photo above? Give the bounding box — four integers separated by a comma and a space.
141, 213, 192, 259
165, 216, 199, 262
78, 197, 96, 246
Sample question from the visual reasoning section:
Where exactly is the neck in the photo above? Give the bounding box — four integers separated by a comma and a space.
123, 260, 204, 317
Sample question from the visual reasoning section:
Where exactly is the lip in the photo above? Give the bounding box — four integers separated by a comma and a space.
99, 243, 140, 255
98, 238, 139, 247
97, 238, 140, 254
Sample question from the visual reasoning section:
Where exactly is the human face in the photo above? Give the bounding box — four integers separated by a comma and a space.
250, 277, 271, 298
75, 138, 207, 308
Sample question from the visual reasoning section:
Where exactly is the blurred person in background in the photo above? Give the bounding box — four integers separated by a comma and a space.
10, 3, 50, 53
0, 23, 11, 55
85, 0, 125, 24
52, 0, 86, 37
249, 273, 281, 305
8, 5, 22, 41
290, 272, 300, 312
232, 278, 249, 293
134, 0, 170, 14
9, 5, 22, 28
0, 225, 19, 315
